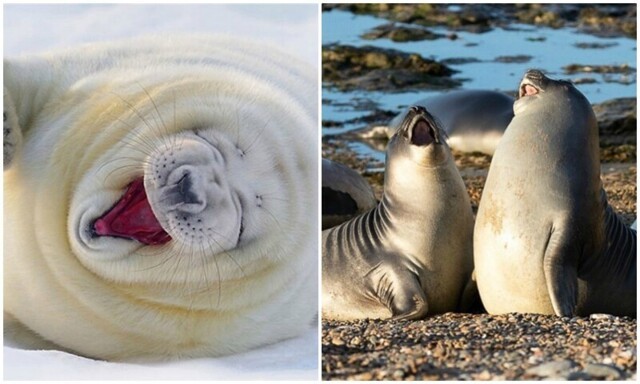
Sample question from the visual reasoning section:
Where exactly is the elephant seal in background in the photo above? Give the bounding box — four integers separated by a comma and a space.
4, 35, 318, 360
322, 158, 377, 229
385, 90, 514, 155
474, 70, 636, 318
323, 106, 475, 321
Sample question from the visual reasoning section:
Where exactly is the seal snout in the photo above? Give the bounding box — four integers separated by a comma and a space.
161, 166, 207, 214
519, 69, 547, 98
143, 134, 243, 248
524, 69, 545, 81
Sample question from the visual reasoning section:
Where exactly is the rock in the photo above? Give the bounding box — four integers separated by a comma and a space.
361, 23, 444, 42
589, 313, 616, 321
392, 369, 405, 379
476, 370, 492, 380
564, 63, 635, 75
582, 363, 623, 379
353, 372, 373, 380
494, 54, 533, 63
329, 4, 637, 38
322, 44, 461, 91
592, 98, 637, 139
525, 359, 575, 378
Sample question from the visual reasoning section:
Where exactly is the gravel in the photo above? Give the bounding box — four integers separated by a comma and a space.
322, 313, 637, 380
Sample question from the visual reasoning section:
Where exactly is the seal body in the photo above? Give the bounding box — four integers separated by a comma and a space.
474, 70, 636, 317
321, 158, 376, 229
387, 90, 514, 155
4, 35, 318, 360
322, 106, 475, 320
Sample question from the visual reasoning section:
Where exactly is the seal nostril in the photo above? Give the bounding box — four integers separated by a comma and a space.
174, 171, 204, 207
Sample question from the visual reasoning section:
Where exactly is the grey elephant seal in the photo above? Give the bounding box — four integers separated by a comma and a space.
474, 70, 636, 317
322, 106, 475, 320
4, 35, 318, 360
376, 90, 513, 155
322, 158, 377, 229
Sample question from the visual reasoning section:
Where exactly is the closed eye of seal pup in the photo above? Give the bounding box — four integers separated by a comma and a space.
322, 106, 475, 320
474, 70, 636, 317
3, 35, 318, 360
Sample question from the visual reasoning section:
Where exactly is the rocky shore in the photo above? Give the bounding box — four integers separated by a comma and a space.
322, 313, 637, 380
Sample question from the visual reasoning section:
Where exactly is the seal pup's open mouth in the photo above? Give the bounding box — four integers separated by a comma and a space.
93, 178, 171, 245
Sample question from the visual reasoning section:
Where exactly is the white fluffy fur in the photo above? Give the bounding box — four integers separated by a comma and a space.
3, 35, 318, 360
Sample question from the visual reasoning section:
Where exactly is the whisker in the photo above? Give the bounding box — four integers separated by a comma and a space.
243, 117, 271, 155
260, 206, 283, 232
138, 82, 171, 139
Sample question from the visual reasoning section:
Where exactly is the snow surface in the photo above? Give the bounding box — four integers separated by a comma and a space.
3, 4, 319, 381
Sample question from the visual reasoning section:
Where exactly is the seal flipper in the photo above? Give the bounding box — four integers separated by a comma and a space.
367, 261, 429, 320
543, 223, 579, 316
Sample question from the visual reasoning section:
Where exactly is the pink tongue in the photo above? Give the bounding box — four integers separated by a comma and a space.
524, 84, 538, 96
93, 178, 171, 245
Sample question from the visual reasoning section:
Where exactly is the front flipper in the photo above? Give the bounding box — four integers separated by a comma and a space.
543, 224, 579, 317
366, 261, 429, 320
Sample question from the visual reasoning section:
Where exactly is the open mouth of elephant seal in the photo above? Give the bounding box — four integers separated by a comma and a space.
398, 105, 442, 147
518, 69, 545, 98
518, 69, 576, 99
391, 105, 448, 167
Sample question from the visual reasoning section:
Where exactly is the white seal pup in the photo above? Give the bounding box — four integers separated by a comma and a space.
322, 158, 377, 230
322, 106, 475, 320
4, 35, 318, 360
474, 70, 636, 317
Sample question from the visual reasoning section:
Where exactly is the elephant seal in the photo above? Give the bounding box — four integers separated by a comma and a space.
322, 158, 377, 229
4, 35, 318, 360
371, 90, 514, 155
322, 106, 475, 320
474, 70, 636, 317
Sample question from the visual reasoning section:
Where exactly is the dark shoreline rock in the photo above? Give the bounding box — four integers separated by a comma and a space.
361, 23, 447, 42
322, 44, 461, 91
323, 4, 637, 39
